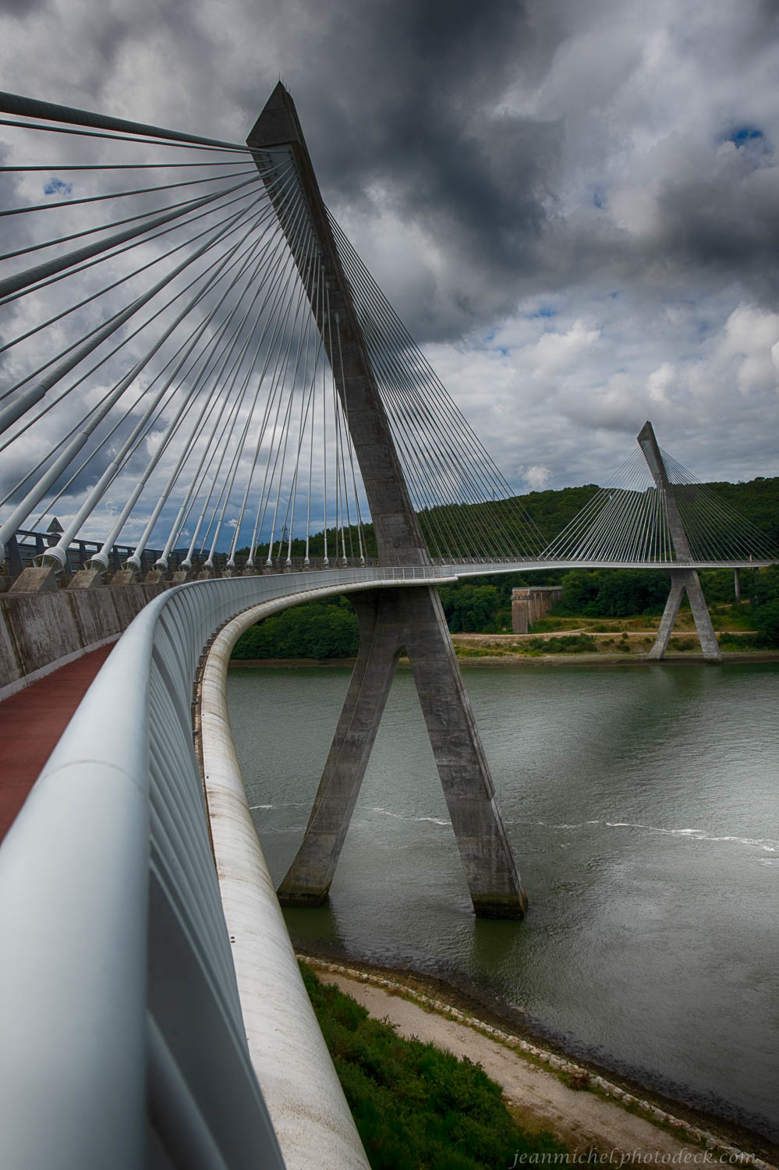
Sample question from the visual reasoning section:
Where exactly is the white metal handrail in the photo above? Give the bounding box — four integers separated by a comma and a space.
0, 565, 455, 1170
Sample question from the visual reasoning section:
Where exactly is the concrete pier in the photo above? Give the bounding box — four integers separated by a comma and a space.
278, 586, 527, 919
648, 569, 721, 661
511, 587, 563, 634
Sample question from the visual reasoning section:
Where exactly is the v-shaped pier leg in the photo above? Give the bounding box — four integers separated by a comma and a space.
648, 569, 722, 661
278, 586, 527, 919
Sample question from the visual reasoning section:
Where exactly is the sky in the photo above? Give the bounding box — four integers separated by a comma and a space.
2, 0, 779, 496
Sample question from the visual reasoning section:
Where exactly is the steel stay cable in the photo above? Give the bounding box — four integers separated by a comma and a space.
155, 189, 310, 565
282, 264, 325, 565
1, 164, 297, 404
601, 460, 646, 560
99, 220, 300, 567
582, 474, 638, 561
666, 455, 776, 557
43, 216, 278, 567
251, 212, 320, 564
343, 240, 546, 557
183, 380, 248, 567
264, 226, 320, 564
544, 454, 638, 558
332, 305, 367, 563
0, 161, 256, 172
2, 193, 273, 517
303, 265, 328, 565
0, 166, 256, 218
337, 241, 527, 557
0, 174, 259, 263
204, 204, 313, 565
246, 222, 317, 565
345, 303, 471, 557
42, 205, 282, 555
0, 115, 258, 156
227, 200, 314, 566
0, 181, 277, 360
0, 90, 250, 151
0, 194, 266, 464
230, 215, 318, 566
332, 214, 545, 547
42, 207, 280, 565
0, 189, 264, 434
595, 457, 651, 560
0, 172, 275, 309
321, 285, 333, 565
352, 283, 523, 558
155, 209, 310, 567
364, 345, 494, 558
197, 225, 313, 566
0, 174, 260, 302
218, 228, 313, 566
0, 196, 267, 515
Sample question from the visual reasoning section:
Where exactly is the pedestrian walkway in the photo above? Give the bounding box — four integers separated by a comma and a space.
0, 645, 115, 841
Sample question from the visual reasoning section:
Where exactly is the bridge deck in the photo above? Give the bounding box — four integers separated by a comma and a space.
0, 644, 113, 841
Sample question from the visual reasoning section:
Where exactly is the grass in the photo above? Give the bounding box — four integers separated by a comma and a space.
300, 961, 568, 1170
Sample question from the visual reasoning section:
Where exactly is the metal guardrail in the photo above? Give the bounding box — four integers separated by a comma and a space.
0, 564, 456, 1170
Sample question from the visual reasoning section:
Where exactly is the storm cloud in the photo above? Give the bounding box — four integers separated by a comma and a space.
1, 0, 779, 495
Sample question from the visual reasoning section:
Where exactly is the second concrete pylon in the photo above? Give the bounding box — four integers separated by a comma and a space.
277, 586, 527, 919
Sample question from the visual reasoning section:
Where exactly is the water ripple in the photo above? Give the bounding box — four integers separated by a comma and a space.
518, 819, 778, 853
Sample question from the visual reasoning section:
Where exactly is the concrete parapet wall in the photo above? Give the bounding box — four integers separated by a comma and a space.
0, 583, 167, 700
511, 586, 563, 634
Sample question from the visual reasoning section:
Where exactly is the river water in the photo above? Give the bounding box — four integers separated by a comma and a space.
227, 660, 779, 1141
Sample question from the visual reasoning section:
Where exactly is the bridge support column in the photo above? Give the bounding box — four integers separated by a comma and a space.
648, 569, 721, 661
278, 587, 527, 919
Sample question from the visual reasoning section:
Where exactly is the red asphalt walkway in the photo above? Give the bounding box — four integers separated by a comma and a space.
0, 644, 115, 842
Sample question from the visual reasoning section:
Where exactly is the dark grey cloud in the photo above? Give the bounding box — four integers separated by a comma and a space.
1, 0, 778, 512
227, 0, 564, 338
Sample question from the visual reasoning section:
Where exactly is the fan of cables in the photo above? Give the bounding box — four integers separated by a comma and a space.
542, 444, 777, 564
0, 94, 370, 574
329, 214, 546, 562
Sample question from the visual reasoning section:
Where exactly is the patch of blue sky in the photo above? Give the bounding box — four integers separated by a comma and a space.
592, 187, 606, 209
43, 177, 73, 197
526, 304, 557, 319
728, 125, 764, 147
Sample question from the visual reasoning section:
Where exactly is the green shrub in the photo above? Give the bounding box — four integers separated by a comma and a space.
528, 634, 596, 654
718, 632, 761, 648
300, 962, 567, 1170
232, 597, 359, 659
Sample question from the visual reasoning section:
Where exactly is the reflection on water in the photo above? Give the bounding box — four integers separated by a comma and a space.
228, 661, 779, 1140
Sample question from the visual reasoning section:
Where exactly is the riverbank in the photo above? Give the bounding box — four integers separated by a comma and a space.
231, 646, 779, 668
300, 953, 778, 1169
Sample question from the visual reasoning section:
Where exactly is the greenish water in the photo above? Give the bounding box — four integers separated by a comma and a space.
227, 661, 779, 1141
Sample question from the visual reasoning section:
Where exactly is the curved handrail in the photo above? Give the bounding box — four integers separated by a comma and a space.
0, 565, 453, 1170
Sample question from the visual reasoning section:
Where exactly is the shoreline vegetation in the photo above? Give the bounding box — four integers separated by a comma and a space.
299, 954, 779, 1168
229, 567, 779, 665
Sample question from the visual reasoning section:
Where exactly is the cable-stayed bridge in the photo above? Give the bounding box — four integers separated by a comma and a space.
0, 85, 776, 1170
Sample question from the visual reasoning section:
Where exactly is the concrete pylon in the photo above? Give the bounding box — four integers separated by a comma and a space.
249, 85, 526, 917
637, 422, 721, 661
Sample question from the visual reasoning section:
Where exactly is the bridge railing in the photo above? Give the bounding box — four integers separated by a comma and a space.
0, 565, 458, 1170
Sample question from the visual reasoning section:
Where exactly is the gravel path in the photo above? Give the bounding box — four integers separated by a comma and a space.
306, 958, 776, 1170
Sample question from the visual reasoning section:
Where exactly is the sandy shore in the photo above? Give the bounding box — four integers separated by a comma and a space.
302, 955, 778, 1169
